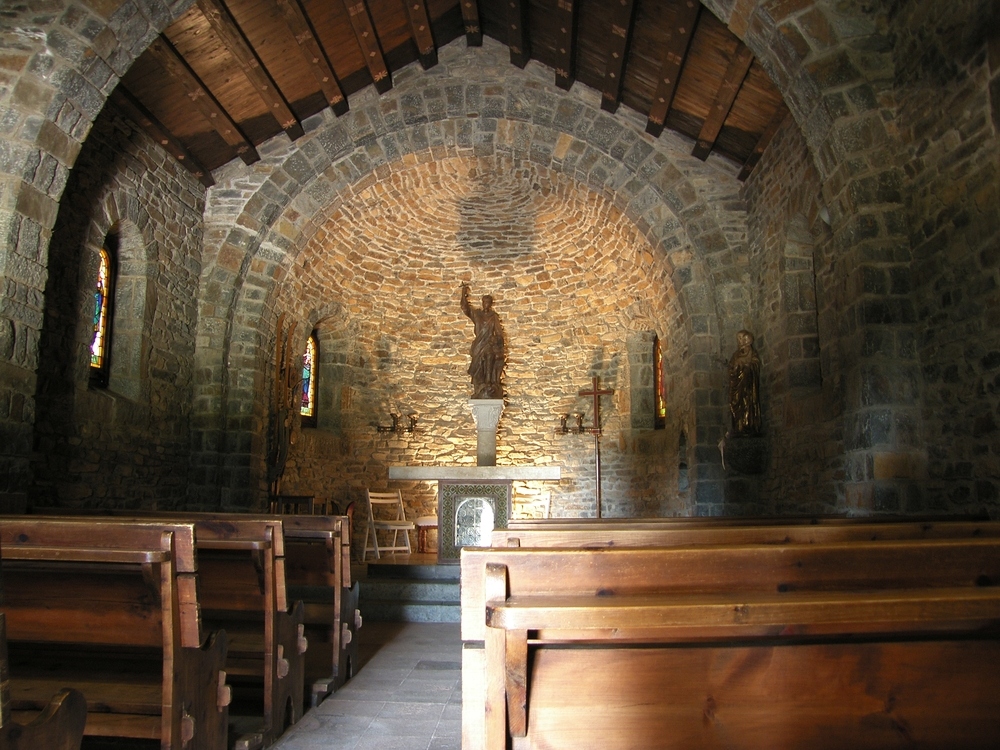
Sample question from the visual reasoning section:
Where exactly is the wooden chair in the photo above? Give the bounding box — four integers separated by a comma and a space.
364, 490, 415, 560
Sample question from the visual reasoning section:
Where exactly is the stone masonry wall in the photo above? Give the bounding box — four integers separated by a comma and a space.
29, 104, 204, 508
194, 39, 742, 516
893, 0, 1000, 515
743, 116, 843, 514
272, 153, 687, 547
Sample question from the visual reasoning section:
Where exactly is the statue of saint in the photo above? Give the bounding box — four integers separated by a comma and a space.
728, 329, 761, 437
461, 283, 506, 399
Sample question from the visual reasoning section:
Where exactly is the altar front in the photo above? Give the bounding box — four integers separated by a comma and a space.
388, 465, 561, 563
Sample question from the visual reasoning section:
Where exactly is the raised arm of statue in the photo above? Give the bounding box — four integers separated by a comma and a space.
460, 283, 472, 319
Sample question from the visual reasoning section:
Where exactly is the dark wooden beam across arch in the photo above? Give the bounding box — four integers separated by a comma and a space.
145, 36, 260, 165
645, 0, 699, 137
507, 0, 531, 69
459, 0, 482, 46
600, 0, 637, 114
692, 42, 754, 161
403, 0, 438, 69
553, 0, 577, 91
195, 0, 304, 141
275, 0, 349, 115
342, 0, 392, 94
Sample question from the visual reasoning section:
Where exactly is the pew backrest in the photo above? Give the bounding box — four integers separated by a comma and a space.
493, 518, 1000, 549
461, 536, 1000, 640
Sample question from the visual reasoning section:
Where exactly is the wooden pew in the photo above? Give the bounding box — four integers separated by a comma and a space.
120, 510, 360, 708
0, 558, 88, 750
144, 516, 305, 750
494, 516, 1000, 549
26, 511, 304, 749
462, 534, 1000, 749
278, 513, 361, 706
0, 518, 230, 750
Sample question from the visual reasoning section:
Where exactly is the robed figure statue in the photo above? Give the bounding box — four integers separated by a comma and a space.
461, 283, 507, 399
728, 329, 761, 437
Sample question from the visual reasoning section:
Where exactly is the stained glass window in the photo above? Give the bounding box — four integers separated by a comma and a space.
300, 333, 317, 425
90, 246, 114, 386
654, 334, 666, 428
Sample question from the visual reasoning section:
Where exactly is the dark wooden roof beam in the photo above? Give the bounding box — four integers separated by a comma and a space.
554, 0, 577, 91
507, 0, 530, 69
692, 42, 754, 161
646, 0, 699, 137
145, 36, 260, 165
460, 0, 482, 46
275, 0, 349, 116
342, 0, 392, 94
600, 0, 637, 114
196, 0, 304, 141
112, 86, 215, 187
738, 102, 789, 181
403, 0, 438, 69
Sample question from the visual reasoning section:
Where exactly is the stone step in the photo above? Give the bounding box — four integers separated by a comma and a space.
360, 599, 461, 623
360, 562, 460, 581
357, 561, 460, 623
361, 578, 459, 603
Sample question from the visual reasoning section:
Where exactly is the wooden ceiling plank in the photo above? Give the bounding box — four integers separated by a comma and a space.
111, 86, 215, 187
692, 42, 754, 160
404, 0, 438, 69
342, 0, 392, 94
600, 0, 637, 114
507, 0, 530, 69
738, 101, 789, 181
553, 0, 577, 91
460, 0, 482, 47
275, 0, 349, 115
145, 35, 260, 165
196, 0, 304, 141
646, 0, 699, 137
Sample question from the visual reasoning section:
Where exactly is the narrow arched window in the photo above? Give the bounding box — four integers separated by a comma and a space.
300, 332, 318, 427
654, 334, 666, 428
90, 236, 117, 387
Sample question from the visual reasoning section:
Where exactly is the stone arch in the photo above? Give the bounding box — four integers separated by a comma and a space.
202, 150, 723, 508
0, 0, 922, 511
185, 41, 749, 504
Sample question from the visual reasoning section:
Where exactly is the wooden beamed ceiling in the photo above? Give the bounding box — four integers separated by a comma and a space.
116, 0, 789, 187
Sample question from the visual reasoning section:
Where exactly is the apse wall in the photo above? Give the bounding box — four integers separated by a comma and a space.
272, 153, 688, 524
194, 39, 748, 514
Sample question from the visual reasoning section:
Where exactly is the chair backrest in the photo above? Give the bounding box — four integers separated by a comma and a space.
366, 490, 406, 522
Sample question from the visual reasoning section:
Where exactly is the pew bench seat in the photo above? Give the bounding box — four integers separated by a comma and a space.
487, 584, 1000, 635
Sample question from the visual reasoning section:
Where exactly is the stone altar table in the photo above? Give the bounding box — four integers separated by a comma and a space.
387, 465, 561, 563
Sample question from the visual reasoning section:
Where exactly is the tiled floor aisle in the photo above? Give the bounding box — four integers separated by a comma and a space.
271, 621, 462, 750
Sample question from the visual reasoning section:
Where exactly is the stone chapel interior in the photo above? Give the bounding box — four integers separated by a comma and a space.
2, 0, 999, 747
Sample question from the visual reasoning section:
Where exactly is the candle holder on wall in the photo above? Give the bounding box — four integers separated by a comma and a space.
376, 413, 418, 435
557, 413, 587, 434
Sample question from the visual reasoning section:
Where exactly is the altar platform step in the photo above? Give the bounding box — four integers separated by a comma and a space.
355, 555, 461, 623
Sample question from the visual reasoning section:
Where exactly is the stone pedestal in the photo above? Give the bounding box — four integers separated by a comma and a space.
469, 398, 504, 466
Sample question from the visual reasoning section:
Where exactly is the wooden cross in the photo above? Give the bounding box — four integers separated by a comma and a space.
578, 376, 614, 517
